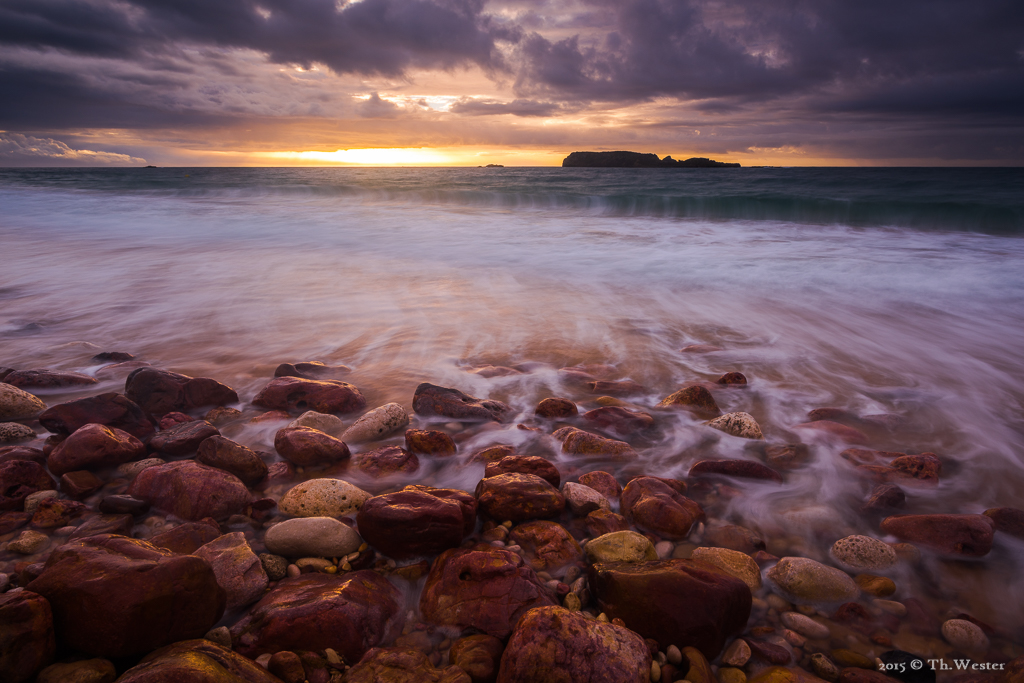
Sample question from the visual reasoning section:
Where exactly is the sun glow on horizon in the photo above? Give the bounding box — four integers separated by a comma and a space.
265, 147, 455, 165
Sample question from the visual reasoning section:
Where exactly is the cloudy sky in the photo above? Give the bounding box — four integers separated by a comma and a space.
1, 0, 1023, 166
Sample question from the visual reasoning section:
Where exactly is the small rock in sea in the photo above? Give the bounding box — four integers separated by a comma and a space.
620, 476, 704, 539
983, 507, 1024, 539
719, 668, 747, 683
855, 574, 896, 597
691, 547, 763, 591
535, 397, 579, 418
689, 459, 783, 483
0, 422, 35, 442
125, 367, 237, 417
879, 514, 995, 557
195, 435, 268, 487
941, 618, 989, 653
259, 553, 289, 581
583, 406, 656, 437
274, 360, 352, 379
4, 369, 98, 389
585, 530, 658, 564
578, 471, 621, 501
127, 460, 251, 522
60, 470, 104, 499
767, 557, 859, 604
830, 535, 897, 572
404, 428, 457, 456
831, 648, 874, 670
794, 420, 868, 445
705, 412, 764, 440
274, 426, 351, 467
47, 423, 147, 476
809, 653, 841, 681
287, 410, 345, 436
763, 444, 811, 470
0, 459, 56, 511
341, 402, 409, 443
717, 372, 748, 385
485, 455, 560, 487
204, 406, 243, 425
279, 478, 370, 517
563, 482, 611, 515
554, 426, 639, 460
353, 445, 420, 477
722, 638, 752, 667
9, 529, 50, 554
264, 516, 363, 558
476, 472, 565, 522
412, 382, 513, 422
150, 420, 220, 456
657, 386, 721, 417
780, 611, 831, 640
357, 487, 476, 560
254, 376, 366, 414
0, 383, 46, 421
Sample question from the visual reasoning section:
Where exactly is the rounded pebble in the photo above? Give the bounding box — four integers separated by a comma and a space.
279, 478, 371, 517
941, 619, 989, 653
0, 422, 35, 442
584, 530, 658, 564
767, 557, 859, 603
780, 611, 831, 640
264, 516, 363, 558
0, 383, 46, 421
705, 412, 764, 439
341, 402, 409, 443
287, 410, 345, 436
692, 546, 763, 591
9, 530, 50, 554
830, 535, 897, 572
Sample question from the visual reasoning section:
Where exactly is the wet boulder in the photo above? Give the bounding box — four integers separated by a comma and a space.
420, 545, 558, 638
509, 520, 583, 575
706, 412, 764, 439
279, 478, 370, 518
585, 509, 631, 537
149, 420, 219, 456
476, 472, 565, 523
589, 559, 751, 659
0, 383, 46, 421
0, 422, 34, 442
196, 435, 269, 486
689, 459, 784, 483
983, 507, 1024, 539
26, 534, 225, 659
127, 460, 251, 521
404, 485, 478, 536
0, 459, 56, 511
275, 360, 352, 380
38, 392, 154, 440
253, 376, 366, 414
231, 572, 404, 664
562, 482, 610, 515
46, 423, 146, 476
581, 406, 655, 437
534, 397, 578, 419
405, 428, 458, 456
484, 455, 560, 487
353, 445, 420, 477
497, 606, 650, 683
767, 557, 859, 603
194, 532, 269, 610
554, 427, 638, 460
794, 420, 868, 445
149, 520, 222, 554
4, 369, 97, 389
450, 636, 503, 683
0, 590, 55, 683
341, 403, 410, 443
274, 426, 351, 467
657, 386, 721, 418
125, 367, 238, 417
879, 514, 995, 557
577, 471, 621, 501
116, 639, 283, 683
264, 517, 363, 558
347, 648, 471, 683
357, 487, 475, 559
620, 476, 705, 539
412, 383, 513, 422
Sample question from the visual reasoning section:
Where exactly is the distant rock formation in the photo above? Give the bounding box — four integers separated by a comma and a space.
562, 151, 740, 168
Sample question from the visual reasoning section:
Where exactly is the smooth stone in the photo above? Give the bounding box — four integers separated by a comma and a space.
287, 410, 345, 436
357, 487, 476, 560
855, 574, 896, 597
194, 435, 268, 487
125, 367, 237, 417
941, 619, 989, 653
38, 392, 154, 440
585, 530, 658, 564
554, 426, 638, 460
0, 422, 35, 442
562, 481, 611, 515
9, 529, 50, 554
657, 385, 721, 417
126, 460, 251, 521
193, 532, 269, 610
780, 611, 831, 639
475, 472, 565, 523
274, 426, 350, 467
341, 403, 410, 443
830, 535, 897, 572
620, 476, 704, 540
264, 516, 363, 558
577, 471, 621, 500
404, 429, 458, 457
346, 647, 470, 682
449, 635, 504, 683
253, 376, 366, 414
767, 557, 859, 604
47, 423, 146, 476
705, 412, 764, 439
24, 489, 58, 516
115, 458, 165, 479
412, 383, 513, 422
535, 397, 578, 418
0, 383, 46, 421
0, 459, 56, 512
116, 640, 282, 683
508, 520, 583, 575
485, 455, 560, 487
691, 546, 763, 591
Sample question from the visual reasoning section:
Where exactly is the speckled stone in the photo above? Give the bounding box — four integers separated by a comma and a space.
830, 535, 897, 572
780, 612, 831, 640
341, 403, 409, 443
705, 412, 764, 440
691, 546, 763, 591
279, 478, 371, 518
287, 410, 345, 436
767, 557, 859, 604
8, 529, 50, 554
941, 619, 989, 653
264, 517, 363, 558
0, 422, 35, 442
584, 530, 658, 564
0, 383, 46, 421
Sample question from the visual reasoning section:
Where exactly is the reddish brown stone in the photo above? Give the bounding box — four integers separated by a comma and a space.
534, 397, 578, 419
807, 407, 862, 424
509, 521, 582, 575
984, 507, 1024, 539
476, 472, 565, 523
420, 545, 557, 638
93, 351, 134, 362
46, 423, 146, 476
99, 494, 150, 516
555, 427, 638, 460
450, 634, 504, 683
469, 445, 517, 463
557, 368, 597, 387
253, 376, 366, 414
60, 470, 103, 499
149, 520, 222, 554
0, 459, 56, 511
589, 559, 751, 659
716, 372, 748, 385
0, 511, 30, 534
764, 444, 811, 469
125, 367, 238, 417
582, 406, 656, 437
889, 453, 941, 482
578, 471, 621, 500
354, 445, 420, 477
747, 639, 791, 665
657, 386, 721, 417
469, 365, 523, 378
149, 420, 219, 456
879, 514, 995, 556
862, 484, 906, 513
688, 459, 784, 483
268, 651, 305, 683
4, 369, 97, 388
38, 392, 154, 440
704, 522, 766, 553
357, 488, 473, 559
31, 497, 86, 528
27, 534, 225, 659
0, 446, 45, 465
68, 513, 134, 541
157, 412, 193, 430
586, 380, 646, 396
127, 461, 251, 521
347, 648, 470, 683
620, 476, 705, 540
586, 509, 631, 537
0, 590, 55, 683
117, 639, 283, 683
412, 383, 513, 422
405, 429, 457, 456
231, 572, 404, 663
196, 435, 268, 486
402, 485, 478, 536
274, 361, 352, 380
795, 421, 869, 445
497, 606, 650, 683
274, 426, 351, 467
484, 455, 560, 487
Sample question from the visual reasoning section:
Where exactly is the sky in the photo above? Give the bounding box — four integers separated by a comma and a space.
1, 0, 1023, 166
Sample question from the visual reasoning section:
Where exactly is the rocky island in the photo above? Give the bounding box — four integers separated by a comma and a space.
562, 151, 740, 168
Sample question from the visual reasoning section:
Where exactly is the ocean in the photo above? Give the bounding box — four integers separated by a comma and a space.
3, 166, 1024, 634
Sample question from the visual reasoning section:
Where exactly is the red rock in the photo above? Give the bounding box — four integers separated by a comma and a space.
125, 367, 238, 417
578, 471, 621, 500
582, 406, 656, 437
46, 423, 146, 476
764, 444, 811, 469
0, 459, 56, 511
274, 426, 351, 467
67, 513, 133, 541
149, 520, 222, 554
484, 455, 560, 487
149, 420, 219, 456
347, 648, 470, 683
704, 522, 766, 553
535, 397, 578, 419
93, 351, 134, 362
589, 559, 751, 659
688, 459, 784, 483
555, 427, 638, 460
193, 532, 268, 610
196, 435, 268, 486
38, 392, 154, 440
116, 639, 282, 683
354, 445, 420, 477
127, 461, 251, 521
983, 507, 1024, 539
420, 545, 557, 638
657, 386, 721, 417
586, 509, 631, 536
508, 521, 582, 575
412, 383, 513, 422
31, 497, 87, 528
27, 534, 225, 659
879, 514, 995, 556
274, 361, 352, 380
231, 572, 404, 663
497, 605, 650, 683
0, 590, 55, 683
807, 407, 862, 424
357, 488, 473, 559
253, 376, 366, 414
99, 494, 150, 516
405, 429, 457, 456
476, 472, 565, 523
747, 639, 791, 665
269, 651, 305, 683
450, 634, 504, 683
469, 444, 517, 462
402, 485, 478, 536
794, 421, 869, 445
157, 411, 193, 430
716, 372, 748, 385
0, 446, 45, 465
620, 476, 705, 540
586, 380, 645, 396
4, 369, 97, 389
60, 470, 103, 499
862, 484, 907, 513
0, 511, 30, 534
889, 453, 941, 482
